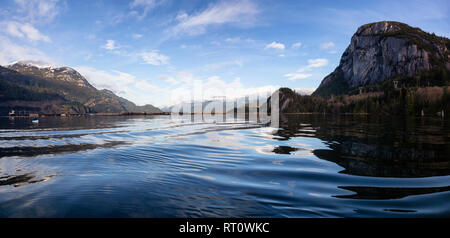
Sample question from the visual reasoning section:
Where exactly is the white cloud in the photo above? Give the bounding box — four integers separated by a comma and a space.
13, 0, 60, 24
102, 40, 119, 50
298, 58, 329, 72
320, 41, 335, 50
140, 51, 170, 65
292, 42, 302, 49
284, 73, 312, 81
75, 66, 163, 106
76, 67, 280, 108
129, 0, 163, 20
74, 67, 279, 108
0, 36, 51, 65
175, 71, 196, 84
75, 66, 135, 94
203, 77, 279, 102
176, 12, 188, 21
167, 75, 279, 107
2, 21, 50, 42
265, 41, 285, 50
5, 22, 24, 38
170, 0, 259, 36
135, 79, 162, 92
18, 23, 50, 42
284, 58, 329, 81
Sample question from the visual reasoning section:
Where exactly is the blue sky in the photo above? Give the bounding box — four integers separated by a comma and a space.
0, 0, 449, 107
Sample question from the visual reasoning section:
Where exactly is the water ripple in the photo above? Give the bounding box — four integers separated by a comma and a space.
0, 114, 449, 217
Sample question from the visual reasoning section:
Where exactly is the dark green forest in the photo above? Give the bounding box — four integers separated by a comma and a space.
276, 84, 449, 116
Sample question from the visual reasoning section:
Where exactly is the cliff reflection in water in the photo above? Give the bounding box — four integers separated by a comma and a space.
276, 114, 450, 178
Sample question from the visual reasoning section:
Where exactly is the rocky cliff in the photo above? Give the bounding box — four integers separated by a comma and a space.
0, 61, 161, 115
313, 21, 450, 97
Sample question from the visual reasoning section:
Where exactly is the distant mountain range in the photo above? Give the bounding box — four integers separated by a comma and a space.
0, 61, 161, 115
160, 89, 312, 113
2, 21, 449, 117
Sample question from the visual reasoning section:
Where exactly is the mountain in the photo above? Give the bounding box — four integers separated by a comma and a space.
98, 88, 160, 113
0, 61, 161, 115
267, 87, 329, 114
162, 94, 273, 113
267, 22, 450, 116
313, 21, 450, 97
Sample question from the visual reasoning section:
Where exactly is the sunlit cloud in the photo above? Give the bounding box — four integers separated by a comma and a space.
2, 21, 50, 42
284, 73, 312, 81
298, 58, 329, 72
102, 40, 119, 50
167, 75, 279, 107
75, 66, 164, 106
0, 36, 52, 65
75, 66, 136, 94
13, 0, 60, 24
265, 41, 285, 50
170, 0, 259, 36
284, 58, 329, 81
140, 50, 170, 65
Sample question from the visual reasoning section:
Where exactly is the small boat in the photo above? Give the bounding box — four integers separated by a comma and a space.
8, 110, 15, 117
31, 118, 39, 124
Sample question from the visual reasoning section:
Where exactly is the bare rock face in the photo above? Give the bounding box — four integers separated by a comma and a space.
313, 21, 450, 96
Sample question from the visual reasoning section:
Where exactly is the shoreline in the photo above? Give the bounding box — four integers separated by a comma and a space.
2, 111, 446, 118
3, 112, 171, 117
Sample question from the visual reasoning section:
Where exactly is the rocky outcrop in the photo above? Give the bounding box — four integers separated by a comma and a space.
7, 61, 94, 88
313, 21, 450, 96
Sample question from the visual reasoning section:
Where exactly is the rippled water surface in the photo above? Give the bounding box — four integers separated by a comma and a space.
0, 114, 449, 217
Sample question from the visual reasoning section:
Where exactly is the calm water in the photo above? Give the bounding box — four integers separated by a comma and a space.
0, 114, 449, 217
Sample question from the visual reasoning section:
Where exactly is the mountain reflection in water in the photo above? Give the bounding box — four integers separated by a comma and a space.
0, 114, 449, 217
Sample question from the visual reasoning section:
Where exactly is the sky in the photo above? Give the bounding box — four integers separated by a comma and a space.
0, 0, 449, 107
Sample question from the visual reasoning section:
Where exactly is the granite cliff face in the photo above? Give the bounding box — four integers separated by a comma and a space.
0, 61, 161, 115
313, 21, 450, 96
